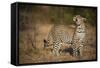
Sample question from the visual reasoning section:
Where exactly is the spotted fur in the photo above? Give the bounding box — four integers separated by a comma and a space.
44, 15, 86, 57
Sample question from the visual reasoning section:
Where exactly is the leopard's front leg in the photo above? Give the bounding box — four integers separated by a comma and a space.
52, 42, 61, 56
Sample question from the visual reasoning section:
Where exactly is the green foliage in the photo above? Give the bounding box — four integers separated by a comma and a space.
19, 5, 97, 31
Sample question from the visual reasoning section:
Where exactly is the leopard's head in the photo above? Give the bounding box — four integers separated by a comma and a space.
44, 39, 50, 48
73, 15, 86, 26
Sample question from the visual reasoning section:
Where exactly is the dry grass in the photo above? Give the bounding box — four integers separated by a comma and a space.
19, 23, 96, 64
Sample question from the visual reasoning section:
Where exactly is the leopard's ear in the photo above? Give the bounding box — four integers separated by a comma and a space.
83, 18, 87, 21
44, 39, 48, 48
83, 18, 87, 22
73, 17, 77, 22
44, 39, 47, 43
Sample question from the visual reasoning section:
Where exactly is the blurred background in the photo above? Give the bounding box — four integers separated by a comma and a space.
19, 4, 97, 64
